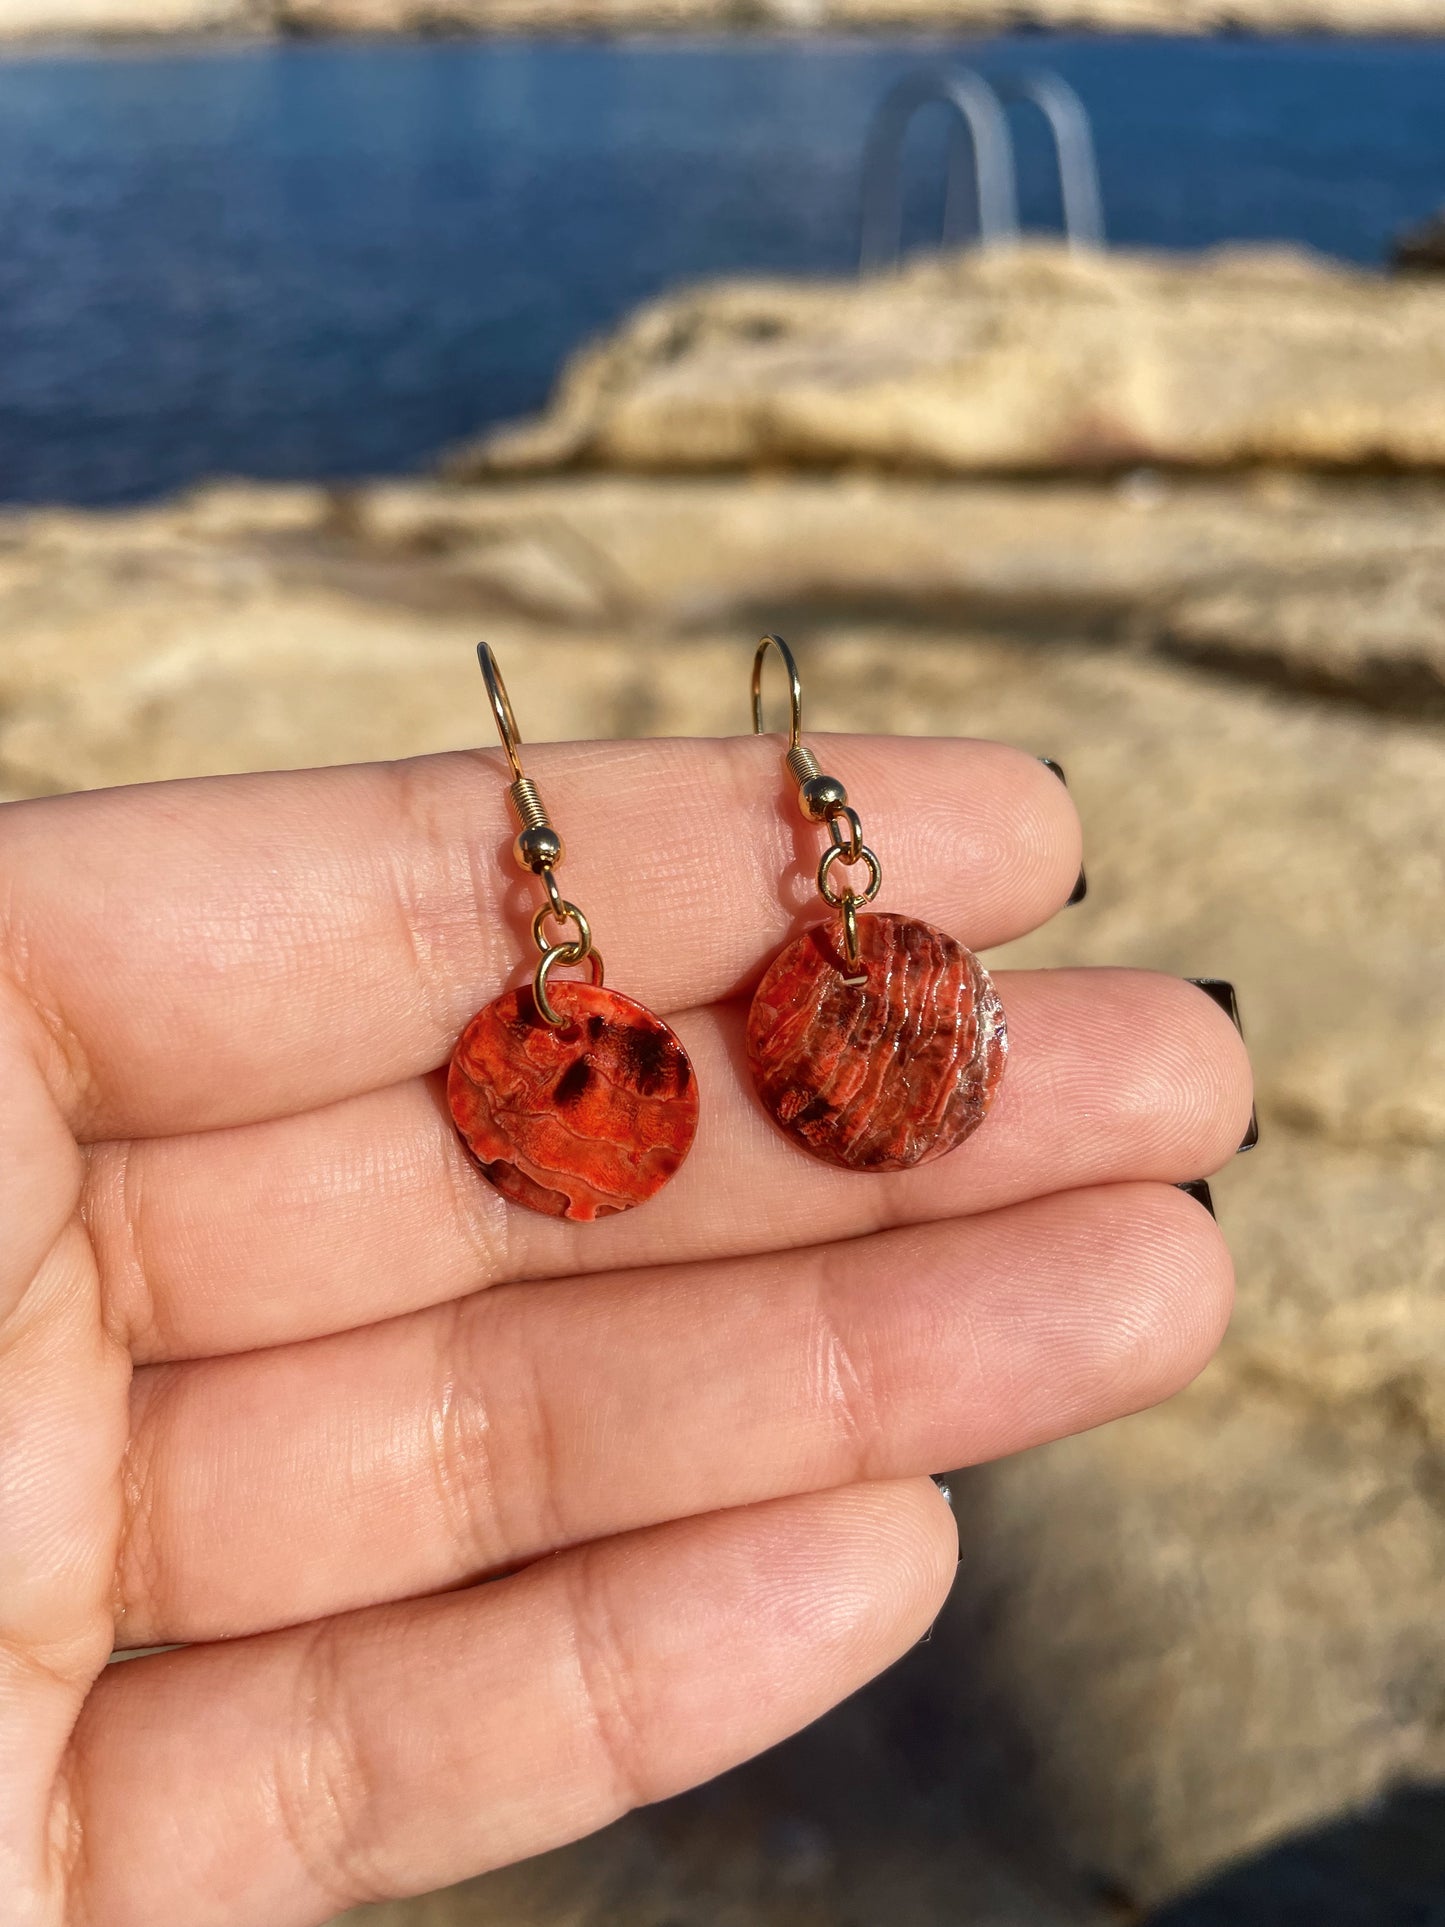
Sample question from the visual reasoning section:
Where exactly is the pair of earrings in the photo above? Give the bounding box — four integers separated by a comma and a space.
447, 636, 1008, 1221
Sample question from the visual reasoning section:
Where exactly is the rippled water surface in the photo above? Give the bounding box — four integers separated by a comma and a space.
1, 34, 1443, 504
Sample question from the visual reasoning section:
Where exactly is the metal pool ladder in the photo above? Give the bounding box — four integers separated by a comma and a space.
859, 68, 1106, 273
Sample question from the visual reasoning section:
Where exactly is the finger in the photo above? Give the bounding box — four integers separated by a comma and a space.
73, 1480, 954, 1927
0, 735, 1079, 1140
92, 970, 1251, 1363
115, 1183, 1229, 1647
0, 1004, 123, 1914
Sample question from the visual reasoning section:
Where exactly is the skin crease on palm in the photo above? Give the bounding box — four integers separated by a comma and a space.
0, 732, 1252, 1927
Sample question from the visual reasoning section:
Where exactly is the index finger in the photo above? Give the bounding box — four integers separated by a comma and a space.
0, 734, 1079, 1140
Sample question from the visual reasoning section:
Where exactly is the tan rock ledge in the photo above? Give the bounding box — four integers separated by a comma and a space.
25, 470, 1434, 713
273, 0, 1445, 35
5, 0, 1445, 41
451, 245, 1445, 481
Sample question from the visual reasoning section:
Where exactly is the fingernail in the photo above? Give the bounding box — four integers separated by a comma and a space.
1187, 978, 1259, 1153
1040, 759, 1088, 907
1188, 976, 1240, 1022
1176, 1178, 1216, 1219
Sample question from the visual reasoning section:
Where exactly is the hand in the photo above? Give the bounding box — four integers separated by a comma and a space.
1, 735, 1250, 1927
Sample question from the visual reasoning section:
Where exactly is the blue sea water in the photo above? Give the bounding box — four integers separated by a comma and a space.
0, 34, 1442, 506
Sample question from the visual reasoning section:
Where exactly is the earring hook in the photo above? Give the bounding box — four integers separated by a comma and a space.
752, 633, 804, 749
749, 628, 879, 981
478, 641, 526, 784
475, 640, 601, 1024
752, 631, 830, 801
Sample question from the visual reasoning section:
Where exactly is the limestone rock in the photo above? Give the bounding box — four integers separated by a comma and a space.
350, 471, 1445, 713
59, 470, 1445, 714
452, 246, 1445, 480
7, 0, 1445, 39
928, 1359, 1445, 1910
827, 0, 1445, 22
0, 0, 260, 32
940, 632, 1445, 1159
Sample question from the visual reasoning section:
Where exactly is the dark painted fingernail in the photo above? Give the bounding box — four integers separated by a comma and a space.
1188, 976, 1239, 1022
1040, 758, 1088, 905
1176, 1178, 1216, 1219
1187, 978, 1259, 1152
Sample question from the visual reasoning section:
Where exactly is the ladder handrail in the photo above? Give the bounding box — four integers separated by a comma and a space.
993, 71, 1106, 251
858, 70, 1019, 274
858, 66, 1105, 273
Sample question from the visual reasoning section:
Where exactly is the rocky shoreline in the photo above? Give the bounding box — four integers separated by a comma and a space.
3, 0, 1445, 43
454, 246, 1445, 479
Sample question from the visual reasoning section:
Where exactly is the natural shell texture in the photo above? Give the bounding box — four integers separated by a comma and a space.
448, 980, 698, 1220
746, 911, 1006, 1172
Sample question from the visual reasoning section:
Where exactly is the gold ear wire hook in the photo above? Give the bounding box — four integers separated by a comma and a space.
476, 641, 564, 875
751, 631, 878, 982
752, 632, 804, 750
478, 641, 526, 785
752, 633, 846, 822
475, 642, 604, 1024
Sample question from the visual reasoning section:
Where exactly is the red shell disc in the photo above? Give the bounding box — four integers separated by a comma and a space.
745, 911, 1007, 1172
448, 980, 698, 1220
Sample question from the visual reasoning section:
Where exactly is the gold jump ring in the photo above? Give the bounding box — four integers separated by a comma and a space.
841, 891, 862, 968
818, 843, 882, 907
826, 805, 864, 864
533, 946, 605, 1028
531, 898, 592, 960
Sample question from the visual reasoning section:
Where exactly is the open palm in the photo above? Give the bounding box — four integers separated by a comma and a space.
1, 733, 1250, 1927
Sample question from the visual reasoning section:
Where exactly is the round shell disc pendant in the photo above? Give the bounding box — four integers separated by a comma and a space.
746, 911, 1007, 1172
448, 980, 698, 1220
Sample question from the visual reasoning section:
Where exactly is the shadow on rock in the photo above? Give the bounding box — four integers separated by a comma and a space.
1146, 1785, 1445, 1927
